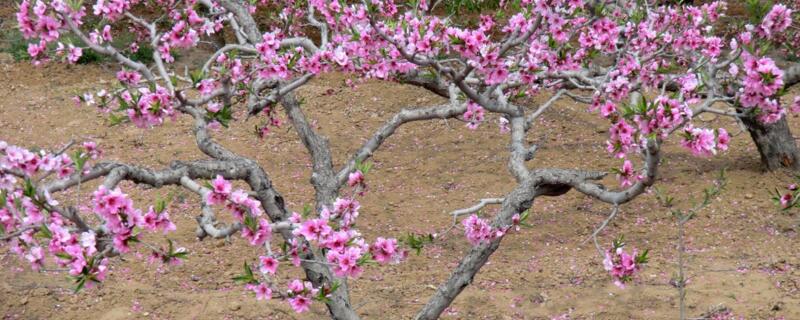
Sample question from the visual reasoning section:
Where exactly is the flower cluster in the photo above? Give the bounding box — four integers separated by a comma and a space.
758, 4, 793, 38
2, 143, 74, 178
602, 239, 648, 288
679, 126, 729, 157
92, 186, 175, 253
773, 182, 800, 210
287, 279, 317, 313
462, 214, 505, 246
214, 169, 404, 312
1, 140, 176, 290
126, 86, 178, 128
737, 53, 786, 124
204, 175, 268, 245
463, 101, 485, 130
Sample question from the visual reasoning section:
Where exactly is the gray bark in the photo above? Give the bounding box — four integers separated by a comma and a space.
740, 114, 800, 171
414, 139, 661, 319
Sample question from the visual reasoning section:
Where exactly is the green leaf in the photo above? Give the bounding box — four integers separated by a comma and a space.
36, 224, 52, 239
0, 190, 6, 209
243, 214, 258, 231
403, 233, 433, 255
232, 261, 258, 284
171, 251, 189, 259
155, 198, 168, 214
108, 113, 126, 126
212, 104, 234, 128
356, 251, 374, 266
22, 178, 36, 199
287, 52, 301, 70
519, 209, 530, 223
280, 241, 288, 256
73, 276, 87, 293
190, 69, 206, 85
612, 235, 625, 250
635, 249, 650, 264
55, 252, 74, 260
70, 150, 88, 173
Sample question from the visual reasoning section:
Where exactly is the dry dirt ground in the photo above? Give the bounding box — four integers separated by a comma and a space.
1, 25, 800, 320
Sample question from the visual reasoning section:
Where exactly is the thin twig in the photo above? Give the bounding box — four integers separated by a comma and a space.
585, 205, 619, 257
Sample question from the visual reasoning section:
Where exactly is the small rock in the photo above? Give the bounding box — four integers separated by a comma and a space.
191, 275, 200, 282
31, 288, 50, 297
745, 193, 754, 199
143, 312, 150, 316
19, 297, 28, 305
229, 303, 241, 311
0, 52, 14, 64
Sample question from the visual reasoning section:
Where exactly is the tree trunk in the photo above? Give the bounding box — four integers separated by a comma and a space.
740, 115, 800, 171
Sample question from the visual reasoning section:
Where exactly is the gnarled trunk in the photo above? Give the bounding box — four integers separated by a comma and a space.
740, 115, 800, 171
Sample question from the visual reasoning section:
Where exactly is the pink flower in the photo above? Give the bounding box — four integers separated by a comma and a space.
207, 121, 222, 131
791, 97, 800, 114
27, 41, 45, 59
463, 101, 485, 130
347, 170, 364, 187
286, 279, 315, 312
498, 117, 510, 133
288, 279, 306, 293
780, 193, 793, 208
463, 214, 495, 245
729, 63, 739, 77
253, 283, 272, 300
511, 213, 521, 227
67, 45, 83, 64
101, 25, 113, 42
332, 46, 349, 66
322, 230, 350, 252
211, 175, 231, 194
600, 101, 616, 118
327, 246, 364, 278
288, 295, 311, 313
142, 207, 176, 234
702, 37, 722, 58
207, 102, 222, 113
617, 160, 636, 188
82, 141, 102, 159
205, 175, 231, 205
196, 79, 217, 96
116, 70, 142, 85
25, 246, 44, 271
681, 126, 717, 157
607, 120, 635, 158
370, 237, 399, 264
295, 218, 331, 243
603, 246, 642, 288
243, 218, 272, 246
716, 128, 730, 151
259, 256, 278, 274
760, 4, 793, 38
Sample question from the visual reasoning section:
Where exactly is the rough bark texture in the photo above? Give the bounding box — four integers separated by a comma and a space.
740, 115, 800, 171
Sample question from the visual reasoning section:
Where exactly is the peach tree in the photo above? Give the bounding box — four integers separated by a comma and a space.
3, 0, 799, 319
